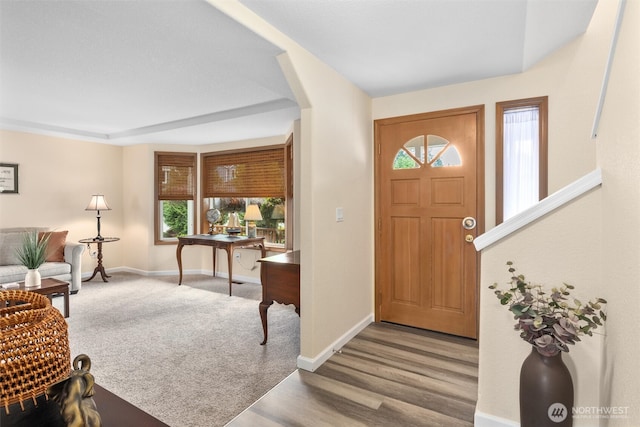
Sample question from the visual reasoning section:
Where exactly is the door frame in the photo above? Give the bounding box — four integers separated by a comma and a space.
373, 105, 485, 334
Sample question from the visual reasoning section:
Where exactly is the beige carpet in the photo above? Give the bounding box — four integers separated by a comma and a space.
51, 272, 300, 427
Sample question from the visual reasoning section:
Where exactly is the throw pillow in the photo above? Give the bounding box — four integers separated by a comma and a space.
0, 232, 25, 265
39, 230, 68, 263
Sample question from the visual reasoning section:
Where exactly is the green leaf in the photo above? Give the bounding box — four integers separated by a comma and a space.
16, 232, 50, 269
510, 304, 529, 316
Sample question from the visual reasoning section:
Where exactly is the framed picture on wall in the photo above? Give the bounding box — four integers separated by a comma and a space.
0, 163, 18, 194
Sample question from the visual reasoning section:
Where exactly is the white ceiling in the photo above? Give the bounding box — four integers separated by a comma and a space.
0, 0, 597, 146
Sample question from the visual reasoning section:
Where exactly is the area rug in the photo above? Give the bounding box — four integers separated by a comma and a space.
51, 272, 300, 427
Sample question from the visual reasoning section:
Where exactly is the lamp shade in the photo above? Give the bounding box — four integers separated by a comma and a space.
271, 205, 285, 219
244, 204, 262, 221
85, 194, 111, 211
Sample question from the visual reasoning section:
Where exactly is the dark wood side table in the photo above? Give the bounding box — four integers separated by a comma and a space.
257, 250, 300, 345
79, 237, 119, 282
0, 384, 169, 426
177, 234, 266, 296
15, 277, 70, 318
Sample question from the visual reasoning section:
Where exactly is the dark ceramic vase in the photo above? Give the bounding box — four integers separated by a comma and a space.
520, 347, 574, 427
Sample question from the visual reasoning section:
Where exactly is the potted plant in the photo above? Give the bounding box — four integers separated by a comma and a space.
489, 261, 607, 427
15, 231, 50, 288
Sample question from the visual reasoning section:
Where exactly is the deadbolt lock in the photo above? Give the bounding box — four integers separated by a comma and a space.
465, 234, 474, 243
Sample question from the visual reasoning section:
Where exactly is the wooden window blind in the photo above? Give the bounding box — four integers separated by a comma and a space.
202, 147, 285, 198
155, 152, 197, 201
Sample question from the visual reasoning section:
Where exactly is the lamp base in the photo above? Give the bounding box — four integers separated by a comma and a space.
247, 222, 257, 238
226, 228, 241, 236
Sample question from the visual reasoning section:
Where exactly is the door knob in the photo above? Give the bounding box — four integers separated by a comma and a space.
462, 217, 477, 230
465, 234, 474, 243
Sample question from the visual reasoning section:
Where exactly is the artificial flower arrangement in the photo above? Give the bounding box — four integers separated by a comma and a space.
489, 261, 607, 357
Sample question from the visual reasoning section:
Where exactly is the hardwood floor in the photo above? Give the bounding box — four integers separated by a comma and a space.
228, 322, 478, 426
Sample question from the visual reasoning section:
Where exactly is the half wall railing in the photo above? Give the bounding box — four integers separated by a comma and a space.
474, 169, 602, 251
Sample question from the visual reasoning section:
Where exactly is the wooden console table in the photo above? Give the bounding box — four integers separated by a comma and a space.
176, 234, 265, 296
257, 250, 300, 345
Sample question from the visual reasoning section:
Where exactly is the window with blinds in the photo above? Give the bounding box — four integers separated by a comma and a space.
202, 148, 284, 198
154, 152, 197, 243
156, 152, 196, 200
201, 146, 289, 248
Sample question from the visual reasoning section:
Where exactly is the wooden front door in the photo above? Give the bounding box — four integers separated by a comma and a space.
374, 106, 484, 338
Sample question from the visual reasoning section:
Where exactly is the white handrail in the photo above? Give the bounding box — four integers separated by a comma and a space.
474, 169, 602, 251
592, 0, 626, 138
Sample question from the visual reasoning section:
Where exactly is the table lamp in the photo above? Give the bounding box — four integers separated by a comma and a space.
244, 205, 262, 238
272, 205, 285, 220
85, 194, 111, 241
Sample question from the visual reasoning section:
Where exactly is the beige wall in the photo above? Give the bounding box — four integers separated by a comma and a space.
292, 55, 374, 358
373, 0, 617, 231
4, 0, 637, 422
479, 192, 604, 424
211, 0, 375, 362
597, 0, 640, 425
477, 0, 640, 424
0, 130, 125, 273
0, 131, 289, 281
373, 0, 635, 425
121, 143, 152, 272
2, 0, 375, 367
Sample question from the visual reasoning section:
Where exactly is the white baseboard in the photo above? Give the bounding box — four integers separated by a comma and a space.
83, 267, 261, 285
474, 411, 519, 427
296, 313, 373, 372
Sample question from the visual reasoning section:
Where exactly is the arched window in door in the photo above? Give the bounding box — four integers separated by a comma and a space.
393, 134, 462, 170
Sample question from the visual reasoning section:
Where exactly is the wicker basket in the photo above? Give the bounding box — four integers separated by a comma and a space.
0, 290, 71, 413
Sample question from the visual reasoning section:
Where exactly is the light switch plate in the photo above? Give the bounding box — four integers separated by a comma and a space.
336, 207, 344, 222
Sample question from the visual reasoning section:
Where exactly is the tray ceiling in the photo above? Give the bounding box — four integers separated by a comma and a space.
0, 0, 597, 145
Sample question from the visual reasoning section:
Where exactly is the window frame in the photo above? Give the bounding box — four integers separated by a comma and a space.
496, 96, 548, 224
284, 134, 293, 250
154, 151, 197, 245
200, 140, 293, 251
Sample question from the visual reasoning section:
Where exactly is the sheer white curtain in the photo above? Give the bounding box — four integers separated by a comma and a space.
503, 107, 539, 221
